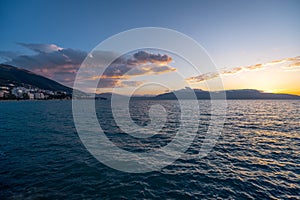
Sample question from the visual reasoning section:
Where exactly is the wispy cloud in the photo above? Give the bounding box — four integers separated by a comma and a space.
187, 56, 300, 83
222, 67, 243, 75
0, 44, 175, 89
282, 60, 300, 72
244, 63, 263, 70
0, 51, 21, 62
186, 72, 219, 83
283, 59, 300, 69
289, 62, 300, 68
17, 43, 63, 53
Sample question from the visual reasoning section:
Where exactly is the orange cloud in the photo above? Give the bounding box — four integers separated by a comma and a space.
186, 72, 219, 83
245, 63, 263, 70
222, 67, 243, 75
88, 65, 176, 81
187, 55, 300, 83
285, 61, 300, 68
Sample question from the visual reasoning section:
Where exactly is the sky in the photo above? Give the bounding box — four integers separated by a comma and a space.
0, 0, 300, 95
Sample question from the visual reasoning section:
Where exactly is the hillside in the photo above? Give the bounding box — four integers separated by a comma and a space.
0, 64, 72, 93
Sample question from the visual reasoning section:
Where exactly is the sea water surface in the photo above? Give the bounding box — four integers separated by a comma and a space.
0, 100, 299, 199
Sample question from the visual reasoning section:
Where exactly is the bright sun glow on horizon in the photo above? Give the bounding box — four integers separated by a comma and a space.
186, 56, 300, 96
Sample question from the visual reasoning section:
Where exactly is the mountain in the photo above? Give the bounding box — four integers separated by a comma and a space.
155, 88, 300, 100
0, 64, 72, 93
224, 89, 300, 99
155, 87, 210, 99
95, 92, 128, 100
97, 89, 300, 100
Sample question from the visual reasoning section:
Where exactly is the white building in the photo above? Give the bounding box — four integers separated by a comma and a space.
0, 86, 9, 90
11, 87, 27, 98
34, 93, 45, 99
0, 90, 10, 98
28, 93, 34, 100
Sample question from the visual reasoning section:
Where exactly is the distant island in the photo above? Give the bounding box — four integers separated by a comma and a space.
95, 89, 300, 100
151, 87, 300, 100
1, 64, 300, 100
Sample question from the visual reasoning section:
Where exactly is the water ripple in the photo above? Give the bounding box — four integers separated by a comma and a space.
0, 100, 299, 199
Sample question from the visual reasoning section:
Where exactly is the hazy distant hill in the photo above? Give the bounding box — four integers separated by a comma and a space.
224, 89, 300, 99
155, 88, 300, 100
95, 92, 128, 100
0, 64, 72, 93
155, 88, 210, 99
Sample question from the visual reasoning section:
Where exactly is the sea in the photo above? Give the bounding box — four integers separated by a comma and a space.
0, 100, 299, 199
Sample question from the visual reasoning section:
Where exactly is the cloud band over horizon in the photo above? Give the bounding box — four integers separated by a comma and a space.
1, 43, 299, 95
187, 56, 300, 84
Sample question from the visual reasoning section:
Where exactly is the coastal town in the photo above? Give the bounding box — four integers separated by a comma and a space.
0, 84, 71, 100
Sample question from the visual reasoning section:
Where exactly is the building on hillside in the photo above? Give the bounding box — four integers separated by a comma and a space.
0, 86, 9, 90
34, 92, 45, 99
0, 90, 9, 98
28, 93, 34, 100
11, 87, 28, 98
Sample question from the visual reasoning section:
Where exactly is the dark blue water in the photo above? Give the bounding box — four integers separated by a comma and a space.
0, 100, 299, 199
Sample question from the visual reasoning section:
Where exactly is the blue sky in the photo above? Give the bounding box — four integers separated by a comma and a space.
1, 0, 299, 61
1, 0, 300, 94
